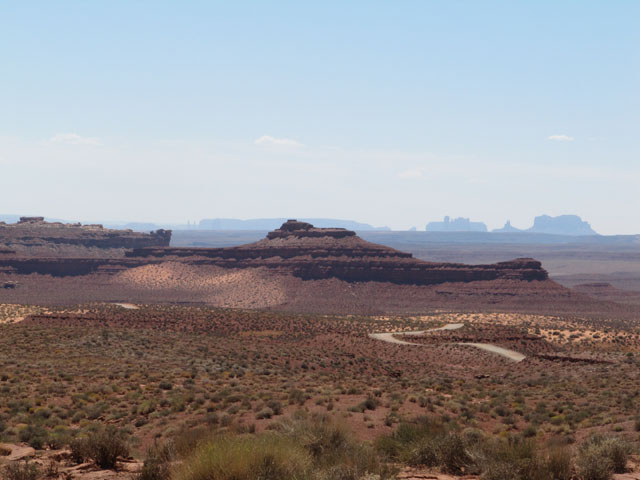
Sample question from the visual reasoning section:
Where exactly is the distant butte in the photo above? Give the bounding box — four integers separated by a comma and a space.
0, 216, 171, 254
126, 220, 549, 285
0, 220, 614, 315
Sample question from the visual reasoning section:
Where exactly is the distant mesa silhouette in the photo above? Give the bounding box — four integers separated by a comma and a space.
526, 215, 597, 236
492, 220, 523, 233
426, 216, 487, 232
199, 218, 390, 231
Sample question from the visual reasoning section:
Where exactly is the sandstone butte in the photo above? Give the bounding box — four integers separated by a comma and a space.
0, 219, 548, 284
125, 220, 548, 285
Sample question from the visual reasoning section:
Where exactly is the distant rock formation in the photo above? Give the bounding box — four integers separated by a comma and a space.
426, 216, 488, 232
0, 217, 172, 252
492, 220, 523, 233
199, 218, 390, 231
527, 215, 597, 236
127, 220, 548, 285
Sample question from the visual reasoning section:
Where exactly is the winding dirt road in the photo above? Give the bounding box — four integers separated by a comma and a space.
368, 323, 464, 345
113, 303, 139, 310
368, 323, 525, 362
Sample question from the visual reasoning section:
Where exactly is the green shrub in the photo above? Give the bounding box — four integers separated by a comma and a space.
71, 427, 129, 469
405, 438, 439, 467
375, 416, 448, 464
88, 427, 129, 469
137, 401, 156, 415
288, 389, 306, 406
70, 437, 91, 464
544, 446, 572, 480
255, 407, 274, 420
468, 436, 541, 480
172, 426, 214, 458
135, 444, 173, 480
577, 435, 631, 479
273, 413, 390, 480
3, 461, 41, 480
439, 432, 470, 474
18, 425, 48, 450
266, 400, 283, 415
377, 416, 572, 480
577, 449, 613, 480
47, 428, 70, 450
362, 396, 378, 411
274, 413, 350, 463
173, 434, 311, 480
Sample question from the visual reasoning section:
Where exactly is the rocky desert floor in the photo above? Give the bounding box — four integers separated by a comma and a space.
1, 303, 640, 479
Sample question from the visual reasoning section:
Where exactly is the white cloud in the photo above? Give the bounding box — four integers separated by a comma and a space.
50, 133, 102, 146
547, 134, 574, 142
397, 167, 425, 179
254, 135, 303, 148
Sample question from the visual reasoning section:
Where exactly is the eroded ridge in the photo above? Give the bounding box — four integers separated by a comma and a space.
126, 220, 549, 285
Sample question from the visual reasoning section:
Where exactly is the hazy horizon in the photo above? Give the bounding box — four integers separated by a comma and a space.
3, 2, 639, 234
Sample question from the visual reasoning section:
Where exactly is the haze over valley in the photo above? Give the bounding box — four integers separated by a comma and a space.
2, 2, 640, 480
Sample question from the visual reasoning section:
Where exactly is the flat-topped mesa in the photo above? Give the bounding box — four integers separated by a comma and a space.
0, 217, 172, 251
18, 216, 45, 224
126, 221, 549, 285
266, 219, 356, 239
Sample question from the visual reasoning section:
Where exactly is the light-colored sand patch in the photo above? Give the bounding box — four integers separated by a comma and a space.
114, 262, 287, 309
113, 303, 139, 310
0, 304, 44, 324
0, 443, 35, 461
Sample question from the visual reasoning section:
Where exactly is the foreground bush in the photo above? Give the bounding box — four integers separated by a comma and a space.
3, 461, 40, 480
70, 426, 129, 469
376, 416, 574, 480
577, 435, 631, 480
376, 416, 466, 472
135, 443, 173, 480
18, 425, 48, 450
173, 434, 311, 480
173, 413, 392, 480
273, 412, 390, 480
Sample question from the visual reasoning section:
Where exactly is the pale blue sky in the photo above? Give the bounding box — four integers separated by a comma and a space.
2, 1, 638, 233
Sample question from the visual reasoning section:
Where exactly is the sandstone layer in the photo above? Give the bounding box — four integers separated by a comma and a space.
0, 217, 171, 255
0, 220, 605, 316
126, 220, 548, 285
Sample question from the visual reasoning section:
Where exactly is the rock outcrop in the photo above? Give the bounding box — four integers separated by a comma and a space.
0, 217, 171, 253
127, 220, 548, 285
0, 220, 549, 283
492, 220, 523, 233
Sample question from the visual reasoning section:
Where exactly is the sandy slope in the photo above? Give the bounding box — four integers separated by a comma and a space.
114, 262, 287, 308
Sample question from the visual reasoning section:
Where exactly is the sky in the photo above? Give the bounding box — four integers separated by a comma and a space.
1, 1, 639, 233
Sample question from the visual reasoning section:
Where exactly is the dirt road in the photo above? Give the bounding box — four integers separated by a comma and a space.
368, 323, 525, 362
368, 323, 464, 345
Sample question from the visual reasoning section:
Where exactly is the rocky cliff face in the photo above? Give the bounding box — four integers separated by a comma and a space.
0, 217, 171, 253
127, 220, 549, 284
0, 220, 549, 282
